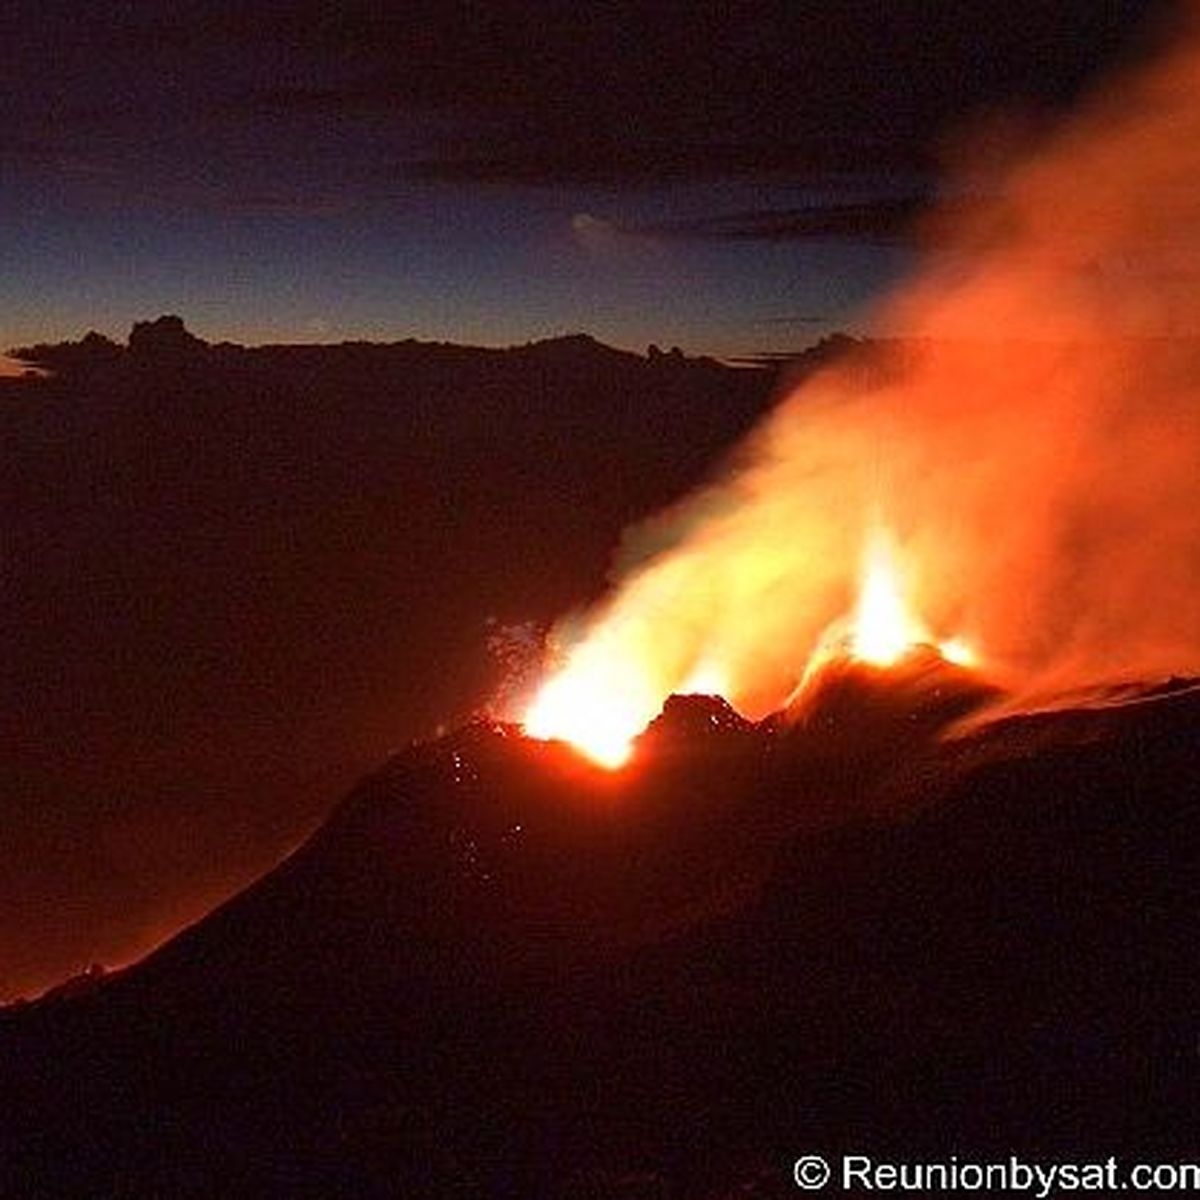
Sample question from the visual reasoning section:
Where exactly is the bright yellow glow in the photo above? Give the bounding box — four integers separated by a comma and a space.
524, 679, 635, 768
679, 660, 728, 696
848, 528, 927, 666
523, 649, 734, 768
937, 636, 977, 667
522, 646, 658, 768
844, 527, 979, 670
523, 522, 982, 766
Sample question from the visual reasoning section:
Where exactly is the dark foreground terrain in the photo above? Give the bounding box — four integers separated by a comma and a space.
3, 662, 1198, 1196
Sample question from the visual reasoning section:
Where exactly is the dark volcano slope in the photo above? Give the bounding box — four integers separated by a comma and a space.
0, 326, 779, 1006
3, 680, 1199, 1197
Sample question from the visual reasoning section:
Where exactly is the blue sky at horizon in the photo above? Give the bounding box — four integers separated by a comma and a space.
0, 1, 1170, 355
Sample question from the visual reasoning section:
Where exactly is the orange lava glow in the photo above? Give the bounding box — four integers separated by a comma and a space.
522, 649, 652, 768
522, 523, 978, 767
846, 527, 976, 669
847, 529, 925, 666
517, 24, 1200, 744
937, 637, 977, 668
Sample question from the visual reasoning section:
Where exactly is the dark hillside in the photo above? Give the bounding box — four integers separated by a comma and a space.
4, 680, 1197, 1195
0, 321, 777, 1000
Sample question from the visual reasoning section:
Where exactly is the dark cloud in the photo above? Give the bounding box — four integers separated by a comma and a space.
2, 0, 1174, 197
228, 1, 1173, 188
0, 136, 72, 167
243, 84, 403, 119
634, 198, 936, 245
576, 194, 981, 246
404, 140, 928, 188
754, 315, 832, 327
213, 191, 350, 218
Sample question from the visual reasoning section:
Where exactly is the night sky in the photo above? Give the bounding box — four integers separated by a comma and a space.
0, 1, 1177, 999
1, 1, 1172, 357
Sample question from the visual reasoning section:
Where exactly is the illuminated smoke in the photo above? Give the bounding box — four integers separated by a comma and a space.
526, 7, 1200, 750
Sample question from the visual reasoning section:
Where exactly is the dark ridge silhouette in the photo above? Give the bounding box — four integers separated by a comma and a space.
126, 313, 209, 360
7, 318, 878, 410
7, 328, 123, 373
10, 320, 721, 374
2, 676, 1198, 1195
722, 331, 868, 372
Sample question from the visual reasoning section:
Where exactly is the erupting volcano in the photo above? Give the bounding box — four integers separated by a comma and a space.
519, 13, 1200, 766
523, 521, 983, 768
8, 7, 1200, 1196
523, 659, 646, 769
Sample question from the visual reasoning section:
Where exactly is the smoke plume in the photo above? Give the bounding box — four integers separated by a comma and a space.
539, 8, 1200, 725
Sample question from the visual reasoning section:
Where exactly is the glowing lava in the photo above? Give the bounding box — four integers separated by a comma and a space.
523, 524, 978, 768
679, 660, 729, 698
522, 650, 652, 768
523, 647, 736, 769
848, 529, 923, 666
937, 637, 977, 668
846, 527, 975, 669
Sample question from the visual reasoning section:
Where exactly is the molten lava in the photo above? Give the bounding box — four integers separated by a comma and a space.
523, 523, 978, 768
846, 528, 975, 669
848, 529, 924, 666
937, 637, 977, 669
522, 651, 649, 768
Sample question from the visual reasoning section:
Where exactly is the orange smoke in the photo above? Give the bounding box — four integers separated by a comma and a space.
524, 8, 1200, 756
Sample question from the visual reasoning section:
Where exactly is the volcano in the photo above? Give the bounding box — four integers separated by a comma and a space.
3, 677, 1199, 1196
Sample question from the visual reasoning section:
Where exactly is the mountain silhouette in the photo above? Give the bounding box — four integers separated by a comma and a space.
4, 671, 1198, 1196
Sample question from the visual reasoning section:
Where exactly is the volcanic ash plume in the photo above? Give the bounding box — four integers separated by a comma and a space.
527, 12, 1200, 753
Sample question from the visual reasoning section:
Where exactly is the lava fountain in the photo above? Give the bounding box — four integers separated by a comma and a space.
846, 526, 976, 669
522, 646, 652, 768
522, 18, 1200, 763
523, 522, 977, 767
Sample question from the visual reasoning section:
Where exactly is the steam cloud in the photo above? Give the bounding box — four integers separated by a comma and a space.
542, 8, 1200, 722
